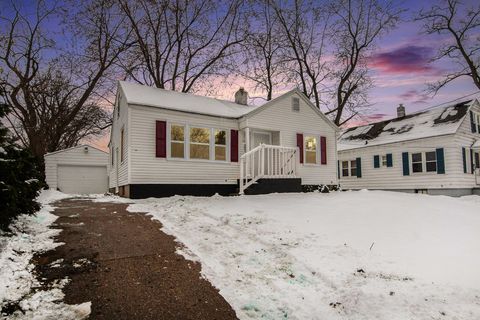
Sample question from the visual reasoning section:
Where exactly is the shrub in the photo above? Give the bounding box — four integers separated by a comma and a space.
0, 103, 42, 231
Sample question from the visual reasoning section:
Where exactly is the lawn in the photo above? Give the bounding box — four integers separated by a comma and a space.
128, 190, 480, 320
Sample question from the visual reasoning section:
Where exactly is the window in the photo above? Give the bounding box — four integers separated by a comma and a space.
411, 153, 422, 172
170, 125, 185, 158
117, 93, 121, 118
342, 161, 349, 177
477, 114, 480, 132
350, 160, 357, 176
214, 129, 227, 161
120, 128, 124, 162
381, 155, 387, 167
425, 151, 437, 172
111, 146, 114, 166
292, 97, 300, 112
190, 127, 210, 159
305, 136, 317, 164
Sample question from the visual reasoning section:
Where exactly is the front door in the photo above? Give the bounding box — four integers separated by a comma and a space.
252, 131, 271, 147
252, 132, 271, 176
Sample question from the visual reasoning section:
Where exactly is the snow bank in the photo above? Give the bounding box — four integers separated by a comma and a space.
0, 190, 91, 319
129, 191, 480, 319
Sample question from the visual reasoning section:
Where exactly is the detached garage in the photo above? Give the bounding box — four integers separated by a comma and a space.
45, 145, 109, 194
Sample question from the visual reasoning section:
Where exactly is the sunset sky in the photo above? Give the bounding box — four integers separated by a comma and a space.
3, 0, 478, 150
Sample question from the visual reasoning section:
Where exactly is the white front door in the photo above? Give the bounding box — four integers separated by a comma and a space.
252, 132, 272, 176
252, 131, 271, 147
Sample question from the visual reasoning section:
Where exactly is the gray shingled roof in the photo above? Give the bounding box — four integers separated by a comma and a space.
338, 99, 476, 151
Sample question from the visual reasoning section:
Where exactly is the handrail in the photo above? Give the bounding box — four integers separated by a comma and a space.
239, 144, 298, 194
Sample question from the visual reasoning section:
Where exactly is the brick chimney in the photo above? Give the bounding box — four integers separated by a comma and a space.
234, 87, 248, 105
397, 103, 406, 118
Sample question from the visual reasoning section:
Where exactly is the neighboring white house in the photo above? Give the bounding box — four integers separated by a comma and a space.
337, 98, 480, 196
108, 81, 339, 198
44, 145, 109, 194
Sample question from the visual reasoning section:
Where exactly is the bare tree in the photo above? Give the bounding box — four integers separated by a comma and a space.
326, 0, 401, 126
0, 0, 131, 158
417, 0, 480, 92
238, 1, 285, 101
118, 0, 245, 93
270, 0, 330, 109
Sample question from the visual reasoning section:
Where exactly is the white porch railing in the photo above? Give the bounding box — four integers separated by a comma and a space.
239, 144, 298, 194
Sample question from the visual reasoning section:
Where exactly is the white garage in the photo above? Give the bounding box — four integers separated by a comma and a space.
45, 145, 109, 194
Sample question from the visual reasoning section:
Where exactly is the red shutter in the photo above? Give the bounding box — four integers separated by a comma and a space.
230, 129, 238, 162
320, 136, 327, 164
296, 133, 304, 164
155, 121, 166, 158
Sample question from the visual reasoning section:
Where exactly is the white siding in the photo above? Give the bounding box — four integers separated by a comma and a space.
44, 146, 109, 190
108, 89, 129, 189
243, 92, 338, 185
453, 100, 480, 187
129, 105, 240, 184
338, 100, 480, 192
338, 135, 464, 190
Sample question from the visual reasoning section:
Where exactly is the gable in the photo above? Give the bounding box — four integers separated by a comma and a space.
243, 89, 339, 132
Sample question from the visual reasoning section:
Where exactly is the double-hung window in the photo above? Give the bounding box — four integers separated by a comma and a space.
425, 151, 437, 172
305, 136, 317, 164
350, 160, 357, 176
190, 127, 210, 160
412, 151, 437, 173
381, 155, 387, 167
412, 153, 423, 173
214, 129, 227, 161
342, 161, 349, 177
170, 124, 185, 158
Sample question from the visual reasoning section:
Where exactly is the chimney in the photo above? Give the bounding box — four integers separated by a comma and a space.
234, 87, 248, 105
397, 103, 406, 118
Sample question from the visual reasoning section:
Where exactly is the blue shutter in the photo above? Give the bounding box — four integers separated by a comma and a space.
470, 148, 474, 174
386, 153, 393, 167
402, 152, 409, 176
462, 147, 467, 173
470, 111, 477, 133
436, 148, 445, 174
337, 160, 340, 179
373, 155, 380, 168
356, 157, 362, 178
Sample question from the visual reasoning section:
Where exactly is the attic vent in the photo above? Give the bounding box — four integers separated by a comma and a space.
292, 97, 300, 112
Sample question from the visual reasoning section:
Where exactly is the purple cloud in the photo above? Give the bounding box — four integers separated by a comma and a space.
370, 45, 439, 75
399, 89, 430, 104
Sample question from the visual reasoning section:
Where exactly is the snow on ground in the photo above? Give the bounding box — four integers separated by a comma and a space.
128, 190, 480, 320
0, 189, 91, 319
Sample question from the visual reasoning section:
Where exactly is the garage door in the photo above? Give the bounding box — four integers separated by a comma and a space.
57, 165, 108, 194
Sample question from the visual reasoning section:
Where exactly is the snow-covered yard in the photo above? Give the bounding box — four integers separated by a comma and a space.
129, 190, 480, 319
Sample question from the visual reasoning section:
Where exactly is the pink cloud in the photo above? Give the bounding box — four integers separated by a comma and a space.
370, 45, 440, 75
399, 89, 430, 104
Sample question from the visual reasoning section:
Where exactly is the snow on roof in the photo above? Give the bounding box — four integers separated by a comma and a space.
338, 99, 475, 151
119, 81, 260, 118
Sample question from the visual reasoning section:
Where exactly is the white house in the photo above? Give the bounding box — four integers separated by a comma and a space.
108, 81, 339, 198
337, 98, 480, 196
44, 145, 109, 194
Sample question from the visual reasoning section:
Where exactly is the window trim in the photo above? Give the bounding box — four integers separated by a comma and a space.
169, 123, 186, 159
166, 122, 231, 163
411, 151, 437, 174
304, 135, 318, 165
303, 133, 323, 166
340, 159, 358, 178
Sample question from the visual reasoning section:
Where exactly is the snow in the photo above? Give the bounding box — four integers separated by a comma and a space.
128, 191, 480, 319
0, 189, 91, 319
119, 81, 260, 118
338, 100, 475, 151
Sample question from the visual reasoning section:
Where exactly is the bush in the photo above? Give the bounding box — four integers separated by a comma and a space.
0, 103, 42, 231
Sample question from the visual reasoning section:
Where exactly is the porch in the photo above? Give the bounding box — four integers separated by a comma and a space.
239, 127, 300, 194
